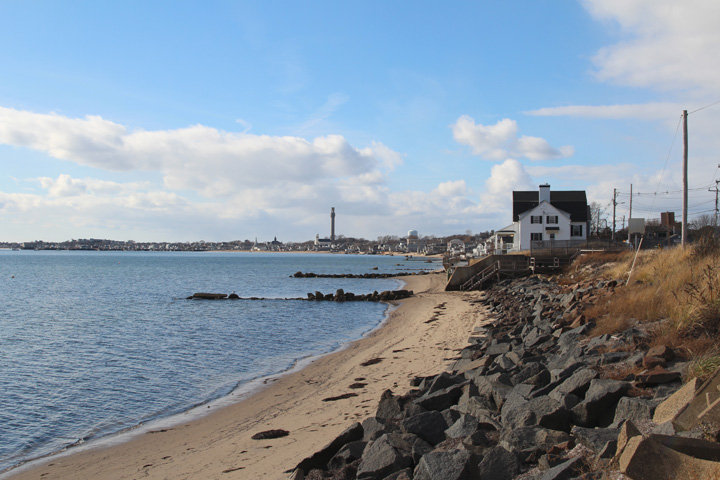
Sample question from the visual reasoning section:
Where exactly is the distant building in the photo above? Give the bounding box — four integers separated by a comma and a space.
314, 233, 332, 250
407, 230, 419, 253
331, 207, 336, 242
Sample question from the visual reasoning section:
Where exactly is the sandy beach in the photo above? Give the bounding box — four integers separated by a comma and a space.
8, 273, 487, 480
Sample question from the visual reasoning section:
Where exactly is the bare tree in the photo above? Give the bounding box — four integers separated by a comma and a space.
690, 214, 715, 230
589, 202, 605, 236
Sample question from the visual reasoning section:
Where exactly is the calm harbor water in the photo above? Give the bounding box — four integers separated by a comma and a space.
0, 250, 440, 474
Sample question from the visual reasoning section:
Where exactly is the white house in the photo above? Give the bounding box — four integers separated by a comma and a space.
514, 184, 588, 250
482, 184, 589, 253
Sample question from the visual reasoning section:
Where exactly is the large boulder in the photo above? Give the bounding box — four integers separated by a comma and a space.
413, 449, 481, 480
618, 434, 720, 480
477, 446, 521, 480
401, 411, 448, 445
356, 433, 414, 479
296, 422, 364, 473
571, 379, 631, 427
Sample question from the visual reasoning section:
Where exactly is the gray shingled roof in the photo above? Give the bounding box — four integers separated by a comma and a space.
512, 190, 589, 222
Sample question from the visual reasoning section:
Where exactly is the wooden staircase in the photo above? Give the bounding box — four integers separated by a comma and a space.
460, 256, 531, 291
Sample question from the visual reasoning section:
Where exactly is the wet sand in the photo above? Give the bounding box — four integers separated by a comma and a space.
8, 273, 487, 480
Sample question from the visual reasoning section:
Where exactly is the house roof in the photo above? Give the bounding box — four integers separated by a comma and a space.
512, 190, 589, 222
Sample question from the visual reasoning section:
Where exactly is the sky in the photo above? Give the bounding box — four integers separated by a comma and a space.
1, 0, 720, 243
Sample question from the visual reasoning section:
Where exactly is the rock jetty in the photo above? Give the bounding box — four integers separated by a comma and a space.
290, 275, 720, 479
293, 271, 433, 279
186, 289, 413, 302
307, 289, 413, 302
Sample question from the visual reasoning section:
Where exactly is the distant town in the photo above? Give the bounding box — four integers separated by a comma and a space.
0, 231, 494, 256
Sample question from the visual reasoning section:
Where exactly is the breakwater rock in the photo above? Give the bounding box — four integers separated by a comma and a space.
292, 271, 433, 279
307, 289, 413, 302
291, 275, 720, 479
186, 292, 283, 300
185, 290, 413, 302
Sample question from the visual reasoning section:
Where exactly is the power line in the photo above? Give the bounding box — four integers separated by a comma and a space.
688, 99, 720, 115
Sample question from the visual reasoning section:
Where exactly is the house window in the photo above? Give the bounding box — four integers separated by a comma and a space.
546, 215, 558, 224
531, 233, 543, 241
571, 225, 583, 237
530, 216, 542, 224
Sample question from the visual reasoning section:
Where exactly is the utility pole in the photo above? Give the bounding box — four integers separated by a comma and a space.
612, 188, 617, 241
682, 110, 688, 248
711, 180, 720, 226
629, 184, 633, 219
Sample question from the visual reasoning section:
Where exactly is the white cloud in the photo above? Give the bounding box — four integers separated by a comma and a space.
38, 174, 152, 198
460, 159, 537, 227
451, 115, 573, 161
0, 107, 403, 199
525, 103, 682, 120
485, 159, 534, 196
435, 180, 467, 198
583, 0, 720, 95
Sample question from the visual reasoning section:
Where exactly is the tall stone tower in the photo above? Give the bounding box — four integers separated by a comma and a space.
330, 207, 336, 241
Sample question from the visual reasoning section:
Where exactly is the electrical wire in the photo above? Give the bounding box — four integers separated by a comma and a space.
688, 100, 720, 115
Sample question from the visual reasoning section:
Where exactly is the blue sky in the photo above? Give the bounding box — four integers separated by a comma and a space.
2, 0, 720, 243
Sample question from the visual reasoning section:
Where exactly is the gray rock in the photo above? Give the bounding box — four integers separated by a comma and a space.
512, 362, 546, 384
555, 392, 581, 410
413, 449, 481, 480
538, 456, 585, 480
651, 421, 676, 435
442, 407, 462, 427
455, 392, 495, 416
427, 372, 462, 394
357, 433, 424, 480
548, 368, 597, 401
376, 390, 404, 420
492, 353, 519, 372
525, 368, 552, 388
549, 362, 585, 384
477, 446, 521, 480
401, 411, 448, 445
362, 417, 389, 442
297, 422, 364, 473
445, 414, 481, 439
452, 402, 502, 431
600, 351, 631, 365
571, 379, 631, 427
585, 334, 612, 350
486, 342, 512, 357
653, 381, 683, 400
413, 384, 463, 411
328, 440, 367, 470
547, 347, 586, 372
380, 468, 413, 480
557, 325, 588, 350
524, 327, 552, 348
611, 396, 658, 427
571, 425, 619, 453
503, 396, 570, 432
499, 426, 571, 457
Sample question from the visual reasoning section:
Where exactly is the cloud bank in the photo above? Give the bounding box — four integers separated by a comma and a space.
0, 107, 507, 241
451, 116, 574, 161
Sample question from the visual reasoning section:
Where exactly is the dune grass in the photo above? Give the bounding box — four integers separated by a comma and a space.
570, 235, 720, 361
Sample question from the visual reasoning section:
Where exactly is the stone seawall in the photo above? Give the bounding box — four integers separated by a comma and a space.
290, 275, 720, 479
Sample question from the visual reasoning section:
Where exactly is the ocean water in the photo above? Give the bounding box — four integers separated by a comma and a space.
0, 250, 440, 474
